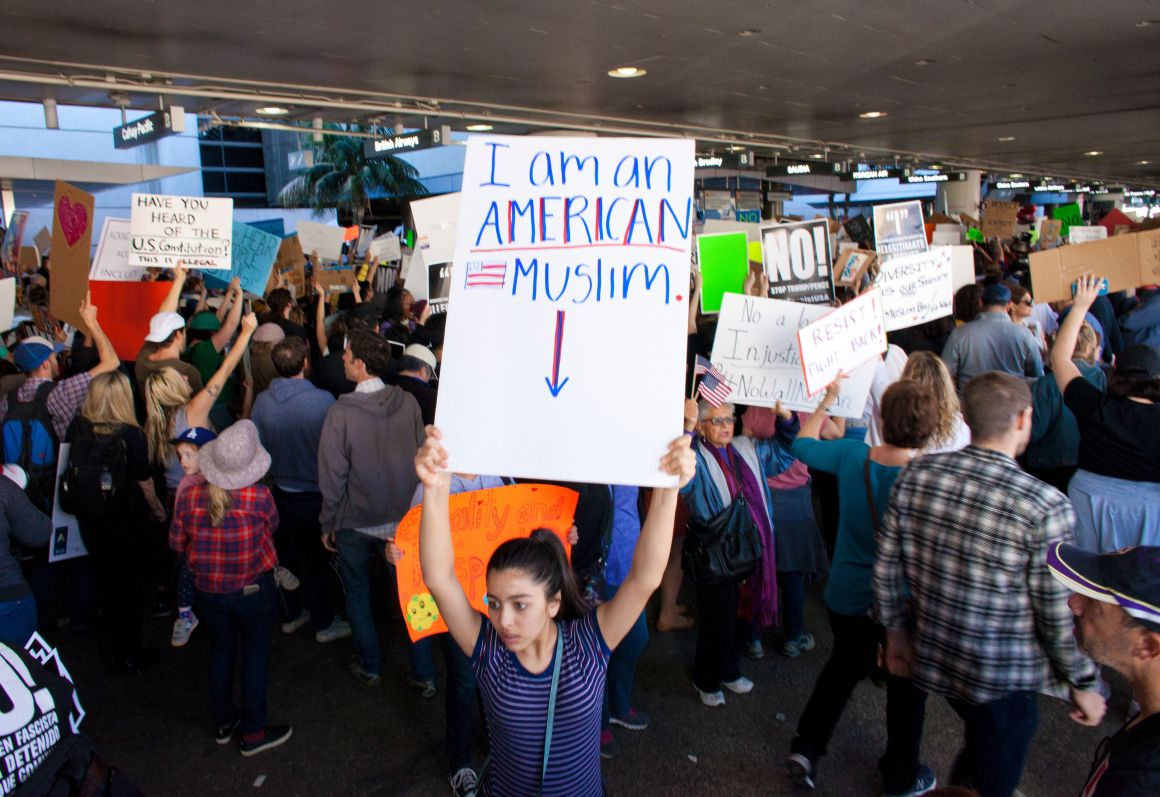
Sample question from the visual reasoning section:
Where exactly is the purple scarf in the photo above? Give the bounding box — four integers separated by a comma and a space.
707, 445, 778, 627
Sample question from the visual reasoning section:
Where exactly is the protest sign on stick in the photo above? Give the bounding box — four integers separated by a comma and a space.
760, 219, 834, 304
50, 181, 96, 331
873, 201, 927, 262
392, 484, 577, 642
710, 293, 876, 418
129, 194, 232, 270
411, 193, 461, 266
369, 232, 402, 262
436, 135, 695, 487
796, 288, 887, 396
875, 248, 954, 332
697, 232, 749, 314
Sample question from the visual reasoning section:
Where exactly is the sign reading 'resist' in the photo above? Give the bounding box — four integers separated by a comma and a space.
128, 193, 233, 270
436, 135, 695, 487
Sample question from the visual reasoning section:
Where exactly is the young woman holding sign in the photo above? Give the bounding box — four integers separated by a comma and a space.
414, 426, 694, 797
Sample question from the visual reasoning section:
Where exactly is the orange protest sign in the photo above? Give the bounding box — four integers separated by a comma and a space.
87, 280, 172, 361
393, 484, 578, 642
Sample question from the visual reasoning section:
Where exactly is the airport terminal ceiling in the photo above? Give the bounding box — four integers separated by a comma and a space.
0, 0, 1158, 185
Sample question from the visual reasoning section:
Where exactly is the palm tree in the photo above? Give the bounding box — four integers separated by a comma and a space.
277, 124, 428, 225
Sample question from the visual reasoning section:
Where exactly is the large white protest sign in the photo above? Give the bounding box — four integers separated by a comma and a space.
875, 248, 954, 332
410, 192, 460, 265
761, 219, 834, 304
0, 278, 15, 332
711, 293, 875, 418
90, 218, 148, 281
935, 244, 976, 292
796, 288, 887, 395
294, 221, 345, 262
129, 193, 232, 269
437, 136, 694, 487
50, 444, 87, 563
1068, 225, 1108, 245
369, 232, 402, 262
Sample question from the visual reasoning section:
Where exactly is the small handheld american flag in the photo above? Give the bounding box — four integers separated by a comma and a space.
694, 356, 733, 407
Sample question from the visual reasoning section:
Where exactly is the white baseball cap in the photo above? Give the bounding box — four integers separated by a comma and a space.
145, 311, 186, 343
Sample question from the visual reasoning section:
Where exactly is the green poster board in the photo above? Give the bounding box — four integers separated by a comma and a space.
1053, 203, 1083, 237
697, 231, 749, 314
966, 227, 984, 243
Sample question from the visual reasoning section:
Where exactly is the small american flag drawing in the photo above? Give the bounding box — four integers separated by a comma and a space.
697, 370, 733, 407
465, 261, 507, 289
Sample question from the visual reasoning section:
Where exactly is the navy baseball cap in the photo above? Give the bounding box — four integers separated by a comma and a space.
1047, 542, 1160, 633
13, 336, 65, 372
982, 283, 1012, 305
171, 427, 217, 447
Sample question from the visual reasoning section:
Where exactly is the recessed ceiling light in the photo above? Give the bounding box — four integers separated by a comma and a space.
914, 58, 935, 65
998, 136, 1016, 142
1138, 160, 1152, 165
858, 111, 887, 119
608, 66, 647, 78
809, 153, 824, 159
254, 106, 289, 116
1136, 19, 1159, 27
930, 163, 942, 169
1009, 173, 1024, 178
466, 123, 493, 132
1085, 150, 1103, 156
737, 29, 761, 37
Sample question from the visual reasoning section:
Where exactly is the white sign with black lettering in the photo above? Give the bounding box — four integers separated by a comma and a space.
760, 219, 834, 304
875, 248, 954, 332
128, 193, 233, 270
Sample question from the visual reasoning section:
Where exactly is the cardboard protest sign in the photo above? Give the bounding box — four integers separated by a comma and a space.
428, 262, 453, 315
873, 201, 927, 262
313, 261, 355, 291
436, 135, 694, 487
0, 278, 15, 332
129, 193, 232, 270
18, 247, 39, 273
50, 182, 96, 331
710, 293, 876, 418
959, 212, 980, 228
410, 192, 461, 266
833, 249, 876, 290
1140, 228, 1160, 285
33, 227, 52, 255
0, 211, 28, 272
697, 232, 749, 314
874, 248, 954, 332
49, 444, 88, 563
393, 484, 578, 641
1028, 229, 1160, 303
205, 222, 280, 296
87, 280, 172, 360
89, 219, 147, 282
842, 215, 873, 246
796, 288, 887, 396
760, 219, 834, 304
369, 232, 402, 262
294, 221, 345, 262
265, 234, 307, 297
1068, 225, 1107, 245
980, 201, 1019, 240
247, 218, 285, 237
1053, 203, 1083, 237
1040, 218, 1063, 248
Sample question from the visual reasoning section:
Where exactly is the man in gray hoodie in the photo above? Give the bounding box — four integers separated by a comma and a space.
318, 330, 424, 685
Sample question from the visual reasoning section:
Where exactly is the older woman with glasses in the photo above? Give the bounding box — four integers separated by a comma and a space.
680, 397, 799, 707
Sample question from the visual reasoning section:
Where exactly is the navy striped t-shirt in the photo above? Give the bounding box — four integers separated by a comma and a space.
472, 611, 611, 797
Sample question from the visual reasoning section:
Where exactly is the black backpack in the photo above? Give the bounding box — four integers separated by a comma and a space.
1, 382, 59, 513
60, 420, 132, 520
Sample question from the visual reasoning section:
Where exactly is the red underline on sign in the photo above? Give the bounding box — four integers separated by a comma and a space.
469, 242, 688, 254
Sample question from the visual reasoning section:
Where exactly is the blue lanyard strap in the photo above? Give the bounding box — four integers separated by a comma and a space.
542, 624, 564, 791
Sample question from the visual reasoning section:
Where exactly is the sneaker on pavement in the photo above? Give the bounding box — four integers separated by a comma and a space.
273, 566, 300, 591
785, 752, 816, 790
723, 676, 754, 694
406, 675, 437, 699
795, 632, 816, 653
347, 661, 381, 687
884, 765, 937, 797
600, 728, 619, 759
746, 639, 765, 660
694, 682, 725, 707
315, 618, 352, 643
171, 611, 198, 647
448, 766, 478, 797
240, 725, 293, 757
783, 638, 803, 657
281, 610, 310, 635
214, 718, 241, 745
609, 708, 649, 730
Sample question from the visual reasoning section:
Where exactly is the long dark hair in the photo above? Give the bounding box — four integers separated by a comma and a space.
488, 529, 588, 621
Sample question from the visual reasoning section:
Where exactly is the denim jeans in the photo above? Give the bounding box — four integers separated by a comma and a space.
406, 632, 477, 772
273, 488, 341, 632
602, 582, 648, 728
0, 595, 38, 646
196, 572, 277, 736
946, 690, 1040, 797
779, 570, 805, 641
791, 610, 927, 794
336, 528, 383, 675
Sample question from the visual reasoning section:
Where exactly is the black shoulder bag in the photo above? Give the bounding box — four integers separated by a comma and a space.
682, 447, 763, 587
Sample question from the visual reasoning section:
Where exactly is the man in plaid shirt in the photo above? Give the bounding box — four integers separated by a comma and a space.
874, 372, 1105, 797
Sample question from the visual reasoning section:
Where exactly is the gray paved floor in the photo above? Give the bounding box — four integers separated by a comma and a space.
52, 582, 1117, 796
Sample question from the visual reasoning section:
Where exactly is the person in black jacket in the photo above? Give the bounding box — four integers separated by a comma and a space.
0, 467, 50, 644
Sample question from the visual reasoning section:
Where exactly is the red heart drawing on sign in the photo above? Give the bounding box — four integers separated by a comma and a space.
58, 197, 88, 247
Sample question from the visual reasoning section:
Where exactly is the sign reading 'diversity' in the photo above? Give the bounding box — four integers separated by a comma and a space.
710, 293, 876, 419
796, 288, 887, 396
874, 248, 954, 332
129, 193, 233, 270
872, 200, 927, 262
760, 219, 834, 304
437, 135, 695, 487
